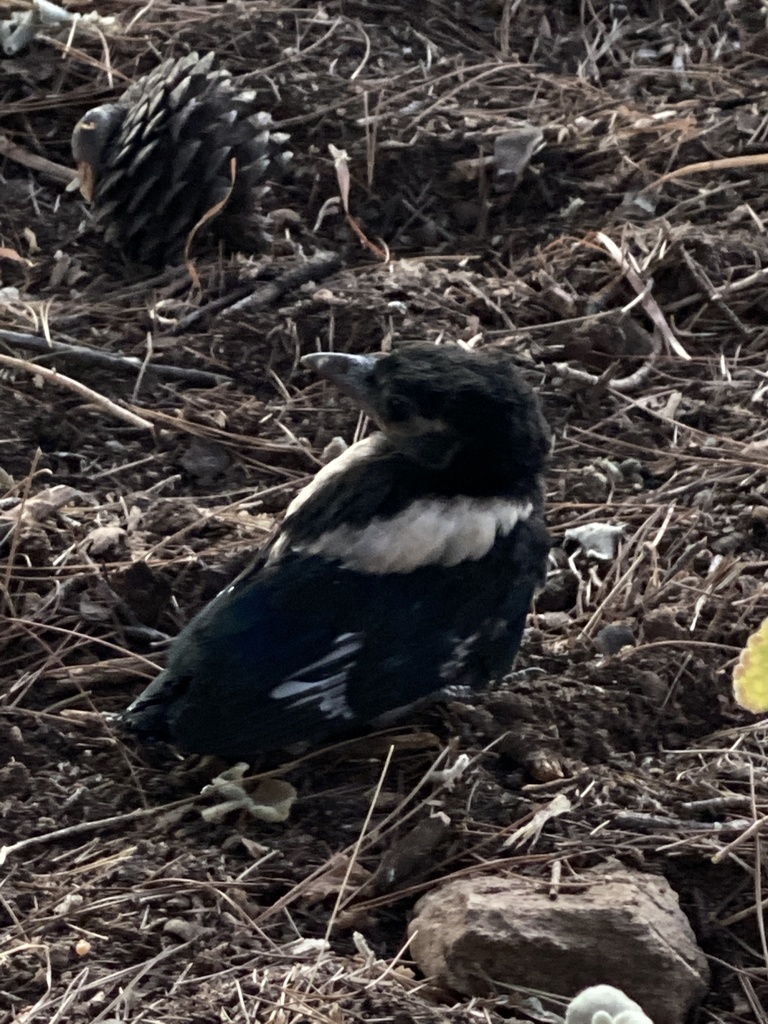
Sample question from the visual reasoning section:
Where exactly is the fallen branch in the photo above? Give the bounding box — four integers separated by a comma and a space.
644, 152, 768, 192
0, 329, 231, 385
173, 251, 343, 333
0, 798, 195, 866
0, 353, 153, 430
595, 231, 690, 361
554, 353, 657, 393
0, 134, 77, 185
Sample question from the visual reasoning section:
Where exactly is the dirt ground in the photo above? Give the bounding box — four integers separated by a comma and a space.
2, 1, 768, 1021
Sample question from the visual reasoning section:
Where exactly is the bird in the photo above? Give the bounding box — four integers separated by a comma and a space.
118, 343, 551, 759
71, 51, 291, 269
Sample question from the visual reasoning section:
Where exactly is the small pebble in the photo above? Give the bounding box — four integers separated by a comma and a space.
636, 671, 668, 703
595, 624, 635, 655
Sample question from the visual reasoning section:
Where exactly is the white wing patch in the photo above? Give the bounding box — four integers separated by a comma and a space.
268, 433, 390, 565
296, 497, 533, 574
284, 434, 389, 519
269, 632, 362, 722
439, 632, 481, 683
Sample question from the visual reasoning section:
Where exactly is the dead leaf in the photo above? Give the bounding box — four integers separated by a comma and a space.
184, 155, 237, 281
83, 525, 128, 557
301, 857, 373, 905
0, 246, 33, 267
564, 522, 625, 560
493, 124, 544, 179
79, 584, 118, 622
3, 485, 83, 526
503, 793, 572, 849
373, 815, 451, 892
328, 143, 387, 260
22, 227, 39, 254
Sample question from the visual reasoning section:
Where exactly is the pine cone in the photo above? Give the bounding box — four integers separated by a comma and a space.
71, 52, 291, 269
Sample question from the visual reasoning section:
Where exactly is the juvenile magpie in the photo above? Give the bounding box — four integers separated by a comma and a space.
119, 344, 550, 759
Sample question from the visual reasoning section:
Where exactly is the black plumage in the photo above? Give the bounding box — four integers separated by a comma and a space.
71, 51, 291, 268
119, 344, 550, 759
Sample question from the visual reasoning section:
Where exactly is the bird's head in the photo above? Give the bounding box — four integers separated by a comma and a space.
302, 344, 549, 484
71, 104, 126, 201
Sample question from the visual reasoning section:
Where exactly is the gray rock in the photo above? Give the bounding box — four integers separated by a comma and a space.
408, 869, 708, 1024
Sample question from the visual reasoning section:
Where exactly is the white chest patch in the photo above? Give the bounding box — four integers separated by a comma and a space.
295, 496, 533, 574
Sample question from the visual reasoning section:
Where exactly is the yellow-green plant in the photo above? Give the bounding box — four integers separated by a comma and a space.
733, 617, 768, 713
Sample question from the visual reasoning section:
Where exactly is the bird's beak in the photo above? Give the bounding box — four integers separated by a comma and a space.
302, 352, 382, 413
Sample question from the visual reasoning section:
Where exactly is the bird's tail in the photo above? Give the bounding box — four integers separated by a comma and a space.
117, 668, 178, 740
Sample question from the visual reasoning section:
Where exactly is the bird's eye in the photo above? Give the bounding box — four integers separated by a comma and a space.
384, 396, 415, 422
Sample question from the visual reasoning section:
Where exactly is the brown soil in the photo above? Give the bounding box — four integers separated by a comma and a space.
2, 2, 768, 1022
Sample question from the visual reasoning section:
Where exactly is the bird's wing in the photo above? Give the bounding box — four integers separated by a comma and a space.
126, 514, 546, 759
